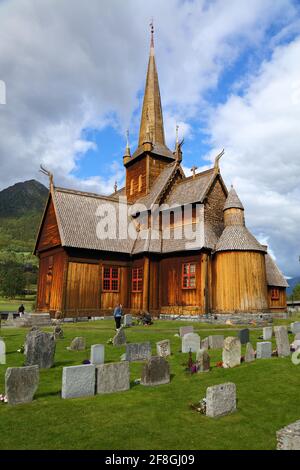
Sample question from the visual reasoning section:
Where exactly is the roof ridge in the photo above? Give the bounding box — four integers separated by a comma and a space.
54, 187, 132, 204
176, 167, 214, 185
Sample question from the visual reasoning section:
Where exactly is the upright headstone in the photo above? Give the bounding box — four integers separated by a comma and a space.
0, 338, 6, 365
291, 340, 300, 351
256, 341, 272, 359
25, 329, 56, 369
208, 335, 224, 349
206, 383, 237, 418
222, 337, 241, 368
113, 328, 126, 346
295, 333, 300, 341
62, 364, 95, 399
201, 337, 209, 350
5, 365, 39, 405
141, 356, 170, 386
90, 344, 105, 365
277, 420, 300, 450
291, 322, 300, 334
123, 314, 132, 327
179, 326, 194, 337
274, 326, 290, 357
182, 333, 201, 353
263, 327, 273, 341
245, 342, 255, 362
125, 342, 152, 362
54, 325, 64, 340
96, 362, 130, 394
67, 337, 86, 351
156, 340, 171, 357
237, 329, 249, 345
196, 349, 210, 373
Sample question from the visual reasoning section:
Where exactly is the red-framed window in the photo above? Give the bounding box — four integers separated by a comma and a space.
271, 288, 280, 300
182, 263, 196, 289
102, 266, 120, 292
132, 267, 143, 293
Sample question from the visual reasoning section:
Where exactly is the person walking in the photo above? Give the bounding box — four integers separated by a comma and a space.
113, 303, 123, 330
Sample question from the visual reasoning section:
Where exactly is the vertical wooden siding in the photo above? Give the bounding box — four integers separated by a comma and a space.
37, 198, 61, 251
65, 262, 100, 311
268, 287, 287, 312
36, 249, 66, 313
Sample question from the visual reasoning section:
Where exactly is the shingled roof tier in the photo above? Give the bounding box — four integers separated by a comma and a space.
223, 186, 244, 211
215, 225, 267, 253
265, 253, 289, 287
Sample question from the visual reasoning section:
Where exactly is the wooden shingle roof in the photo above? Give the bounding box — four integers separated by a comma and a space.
265, 253, 289, 287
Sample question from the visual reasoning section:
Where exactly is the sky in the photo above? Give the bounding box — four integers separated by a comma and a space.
0, 0, 300, 277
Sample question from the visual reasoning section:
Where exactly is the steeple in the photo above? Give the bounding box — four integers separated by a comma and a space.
138, 22, 167, 149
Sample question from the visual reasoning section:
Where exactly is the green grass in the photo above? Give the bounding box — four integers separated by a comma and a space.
0, 319, 300, 450
0, 298, 33, 312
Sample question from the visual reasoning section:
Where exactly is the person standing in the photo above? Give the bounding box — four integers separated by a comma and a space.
113, 303, 123, 330
18, 304, 25, 317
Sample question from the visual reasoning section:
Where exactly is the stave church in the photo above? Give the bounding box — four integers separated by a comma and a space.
34, 28, 288, 318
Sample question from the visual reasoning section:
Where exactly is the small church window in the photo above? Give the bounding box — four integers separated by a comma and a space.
132, 267, 143, 292
138, 175, 143, 192
103, 266, 120, 292
182, 263, 196, 289
130, 179, 134, 196
271, 288, 280, 300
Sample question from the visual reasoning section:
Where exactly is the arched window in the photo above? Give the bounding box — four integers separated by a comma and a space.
138, 175, 143, 192
130, 179, 134, 196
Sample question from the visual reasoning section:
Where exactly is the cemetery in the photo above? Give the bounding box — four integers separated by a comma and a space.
1, 316, 300, 450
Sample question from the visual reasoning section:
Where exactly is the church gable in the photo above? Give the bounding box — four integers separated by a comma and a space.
35, 196, 61, 253
204, 176, 228, 240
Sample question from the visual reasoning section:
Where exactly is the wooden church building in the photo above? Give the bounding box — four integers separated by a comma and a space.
34, 29, 288, 318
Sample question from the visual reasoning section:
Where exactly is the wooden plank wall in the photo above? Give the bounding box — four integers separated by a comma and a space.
65, 261, 101, 312
37, 198, 61, 251
212, 251, 268, 312
268, 287, 287, 312
36, 248, 66, 313
126, 157, 147, 203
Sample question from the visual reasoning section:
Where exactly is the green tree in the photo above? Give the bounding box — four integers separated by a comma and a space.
0, 266, 26, 298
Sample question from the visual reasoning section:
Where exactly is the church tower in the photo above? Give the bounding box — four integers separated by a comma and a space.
124, 24, 175, 203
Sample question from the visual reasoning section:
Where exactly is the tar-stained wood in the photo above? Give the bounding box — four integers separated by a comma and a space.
100, 265, 129, 312
142, 256, 150, 311
37, 198, 61, 252
212, 251, 268, 313
268, 287, 287, 312
130, 258, 143, 311
65, 261, 100, 312
36, 248, 66, 313
148, 155, 169, 189
126, 156, 147, 202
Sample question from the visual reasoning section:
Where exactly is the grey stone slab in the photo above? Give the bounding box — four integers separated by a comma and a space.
156, 340, 171, 357
263, 327, 273, 341
277, 420, 300, 450
123, 314, 132, 327
5, 365, 39, 405
179, 326, 194, 337
125, 342, 151, 361
206, 382, 237, 418
62, 364, 95, 399
196, 349, 210, 372
245, 342, 255, 362
291, 340, 300, 351
25, 330, 56, 369
237, 329, 249, 345
0, 338, 6, 365
274, 326, 290, 357
113, 328, 126, 346
208, 335, 224, 349
54, 325, 64, 340
182, 333, 200, 353
141, 356, 170, 386
201, 337, 209, 350
68, 337, 86, 351
256, 341, 272, 359
90, 344, 105, 365
96, 362, 130, 394
222, 337, 241, 368
291, 322, 300, 334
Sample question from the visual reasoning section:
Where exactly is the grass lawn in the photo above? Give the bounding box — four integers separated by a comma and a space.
0, 298, 33, 312
0, 319, 300, 450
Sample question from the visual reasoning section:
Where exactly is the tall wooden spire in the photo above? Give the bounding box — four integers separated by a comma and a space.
138, 22, 166, 148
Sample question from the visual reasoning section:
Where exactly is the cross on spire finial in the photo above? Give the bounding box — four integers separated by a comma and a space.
150, 18, 154, 49
191, 165, 198, 178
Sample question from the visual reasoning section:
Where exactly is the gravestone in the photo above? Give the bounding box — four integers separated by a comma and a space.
90, 344, 105, 365
125, 342, 152, 362
208, 335, 224, 349
277, 420, 300, 450
182, 333, 201, 353
123, 314, 132, 327
196, 349, 210, 372
222, 337, 241, 368
206, 382, 237, 418
54, 325, 64, 340
67, 337, 86, 351
263, 327, 273, 341
201, 337, 209, 350
295, 333, 300, 341
25, 329, 56, 369
291, 340, 300, 351
179, 326, 194, 337
256, 342, 272, 359
0, 338, 6, 365
274, 326, 290, 357
113, 328, 126, 346
156, 340, 171, 357
62, 364, 95, 399
245, 342, 255, 362
141, 356, 170, 386
237, 329, 249, 345
5, 365, 39, 405
96, 362, 130, 394
291, 322, 300, 334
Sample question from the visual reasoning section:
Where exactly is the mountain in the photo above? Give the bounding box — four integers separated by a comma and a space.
287, 277, 300, 296
0, 180, 48, 254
